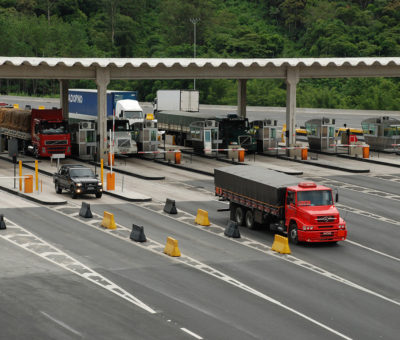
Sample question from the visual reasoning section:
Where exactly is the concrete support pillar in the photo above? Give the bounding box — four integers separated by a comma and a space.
237, 79, 247, 118
59, 79, 69, 120
285, 68, 299, 147
96, 68, 110, 161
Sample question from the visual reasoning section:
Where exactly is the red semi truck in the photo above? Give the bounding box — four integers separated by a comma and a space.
214, 166, 347, 244
0, 107, 71, 158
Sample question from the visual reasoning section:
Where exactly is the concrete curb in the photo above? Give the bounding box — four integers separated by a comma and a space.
103, 190, 152, 202
0, 185, 67, 205
337, 154, 400, 168
271, 155, 370, 173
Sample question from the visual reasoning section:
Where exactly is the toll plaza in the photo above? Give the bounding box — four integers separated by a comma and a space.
361, 116, 400, 152
305, 118, 336, 153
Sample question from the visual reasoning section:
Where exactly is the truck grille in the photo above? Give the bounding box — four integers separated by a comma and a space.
316, 216, 336, 223
117, 139, 130, 148
47, 146, 67, 154
45, 140, 68, 145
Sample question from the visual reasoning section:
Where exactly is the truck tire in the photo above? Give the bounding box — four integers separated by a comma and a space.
245, 210, 255, 229
235, 206, 244, 226
55, 182, 62, 194
289, 222, 299, 245
95, 192, 102, 198
70, 186, 77, 199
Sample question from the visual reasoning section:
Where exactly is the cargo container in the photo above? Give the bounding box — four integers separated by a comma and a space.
215, 166, 347, 244
68, 89, 142, 125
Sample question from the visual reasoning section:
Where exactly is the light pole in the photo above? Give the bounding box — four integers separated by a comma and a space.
190, 18, 200, 90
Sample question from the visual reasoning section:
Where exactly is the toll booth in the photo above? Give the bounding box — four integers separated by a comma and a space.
305, 118, 336, 152
133, 118, 159, 153
250, 119, 278, 153
70, 121, 97, 160
187, 120, 221, 154
361, 116, 400, 152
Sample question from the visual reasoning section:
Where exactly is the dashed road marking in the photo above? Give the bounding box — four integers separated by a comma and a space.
181, 328, 203, 339
40, 311, 83, 337
0, 217, 156, 314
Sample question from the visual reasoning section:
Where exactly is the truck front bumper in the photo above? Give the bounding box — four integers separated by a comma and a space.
298, 229, 347, 243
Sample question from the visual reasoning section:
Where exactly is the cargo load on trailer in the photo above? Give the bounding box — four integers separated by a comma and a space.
215, 166, 347, 244
0, 107, 71, 158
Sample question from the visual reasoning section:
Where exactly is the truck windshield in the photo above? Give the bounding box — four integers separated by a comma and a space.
41, 122, 68, 134
123, 111, 143, 119
70, 168, 95, 178
297, 190, 333, 206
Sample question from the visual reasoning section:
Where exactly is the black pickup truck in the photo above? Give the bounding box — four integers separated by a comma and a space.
53, 164, 102, 198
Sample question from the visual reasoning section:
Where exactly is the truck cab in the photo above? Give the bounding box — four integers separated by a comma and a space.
285, 182, 347, 243
107, 118, 137, 155
115, 99, 144, 127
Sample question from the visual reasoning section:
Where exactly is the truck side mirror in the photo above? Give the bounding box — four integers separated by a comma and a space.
335, 193, 339, 202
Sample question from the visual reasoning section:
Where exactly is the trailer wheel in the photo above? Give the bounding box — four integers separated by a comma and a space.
55, 182, 62, 194
235, 207, 244, 226
289, 222, 299, 245
245, 210, 255, 229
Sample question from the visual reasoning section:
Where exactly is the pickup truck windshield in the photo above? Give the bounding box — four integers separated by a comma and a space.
69, 168, 95, 178
297, 190, 333, 206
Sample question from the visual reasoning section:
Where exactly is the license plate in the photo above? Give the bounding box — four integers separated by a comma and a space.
322, 232, 333, 236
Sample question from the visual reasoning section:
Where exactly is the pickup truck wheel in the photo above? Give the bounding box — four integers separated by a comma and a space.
55, 182, 62, 194
289, 222, 299, 245
235, 207, 244, 226
245, 210, 255, 229
95, 192, 102, 198
70, 186, 77, 199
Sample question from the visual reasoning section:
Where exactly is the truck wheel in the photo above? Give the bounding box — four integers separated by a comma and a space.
70, 186, 77, 199
289, 222, 299, 245
55, 182, 62, 194
245, 210, 255, 229
95, 192, 102, 198
235, 207, 244, 226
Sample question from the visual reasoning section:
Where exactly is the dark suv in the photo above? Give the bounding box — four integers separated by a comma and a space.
53, 164, 102, 198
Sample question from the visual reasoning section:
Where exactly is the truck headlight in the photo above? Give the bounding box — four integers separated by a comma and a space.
339, 225, 345, 229
76, 183, 82, 187
302, 226, 314, 231
98, 182, 102, 186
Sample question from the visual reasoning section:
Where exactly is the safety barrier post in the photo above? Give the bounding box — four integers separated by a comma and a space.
238, 149, 245, 162
174, 150, 181, 164
35, 160, 38, 191
301, 148, 308, 160
19, 161, 22, 191
107, 172, 115, 190
24, 175, 33, 193
363, 145, 369, 159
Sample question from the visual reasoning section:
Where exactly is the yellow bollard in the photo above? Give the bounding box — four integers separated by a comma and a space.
107, 172, 115, 190
163, 237, 181, 257
35, 160, 38, 191
101, 211, 116, 229
271, 235, 291, 254
238, 149, 245, 162
24, 175, 33, 193
13, 104, 19, 109
19, 160, 22, 191
38, 105, 45, 110
195, 209, 211, 226
174, 151, 181, 164
101, 158, 104, 187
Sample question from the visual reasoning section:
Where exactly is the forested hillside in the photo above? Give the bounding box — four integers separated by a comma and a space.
1, 0, 400, 110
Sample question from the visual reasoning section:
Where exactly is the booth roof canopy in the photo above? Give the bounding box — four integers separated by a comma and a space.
2, 57, 400, 68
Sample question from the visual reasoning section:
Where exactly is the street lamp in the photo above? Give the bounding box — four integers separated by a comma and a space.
190, 18, 200, 90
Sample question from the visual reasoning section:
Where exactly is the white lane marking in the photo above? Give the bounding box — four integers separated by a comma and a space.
50, 204, 352, 339
181, 328, 203, 339
345, 239, 400, 263
40, 311, 83, 337
133, 201, 400, 308
0, 224, 156, 314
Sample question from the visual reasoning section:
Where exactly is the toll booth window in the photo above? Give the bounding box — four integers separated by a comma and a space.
362, 123, 376, 136
384, 125, 400, 137
306, 124, 318, 137
151, 130, 157, 141
329, 127, 335, 138
212, 129, 218, 141
271, 128, 276, 138
205, 130, 211, 142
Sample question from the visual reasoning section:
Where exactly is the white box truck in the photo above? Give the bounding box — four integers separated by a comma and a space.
154, 90, 199, 112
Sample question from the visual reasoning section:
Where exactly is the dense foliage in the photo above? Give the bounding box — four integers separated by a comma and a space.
1, 0, 400, 110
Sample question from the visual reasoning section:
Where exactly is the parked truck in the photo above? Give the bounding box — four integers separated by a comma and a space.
153, 90, 199, 112
215, 166, 347, 244
68, 89, 143, 125
106, 118, 137, 155
0, 107, 71, 158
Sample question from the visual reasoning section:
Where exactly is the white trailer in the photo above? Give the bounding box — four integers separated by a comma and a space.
154, 90, 199, 112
